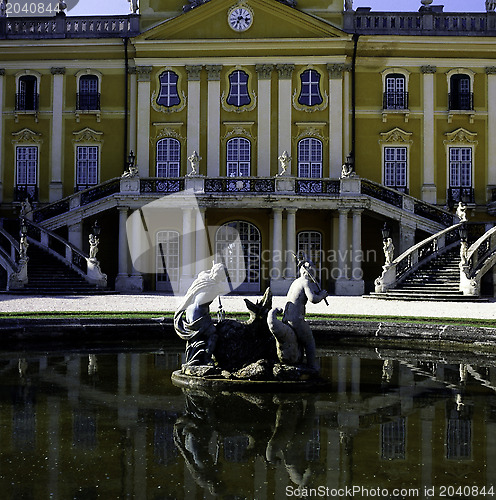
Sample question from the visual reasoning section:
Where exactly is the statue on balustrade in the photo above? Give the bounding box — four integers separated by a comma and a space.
383, 237, 394, 267
89, 234, 99, 260
173, 256, 328, 383
456, 201, 468, 222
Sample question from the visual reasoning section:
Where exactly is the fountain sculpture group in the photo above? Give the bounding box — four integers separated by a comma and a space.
172, 256, 328, 388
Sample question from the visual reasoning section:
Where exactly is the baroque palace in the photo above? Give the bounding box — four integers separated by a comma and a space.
0, 0, 496, 296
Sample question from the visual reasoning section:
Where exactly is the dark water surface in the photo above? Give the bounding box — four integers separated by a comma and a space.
0, 344, 495, 499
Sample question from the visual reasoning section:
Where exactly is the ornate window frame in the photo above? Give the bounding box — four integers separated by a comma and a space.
75, 69, 102, 121
444, 128, 478, 205
151, 68, 187, 114
72, 128, 103, 191
446, 68, 475, 122
381, 68, 410, 122
221, 122, 255, 176
379, 127, 413, 192
156, 137, 181, 177
221, 66, 257, 113
293, 66, 328, 113
15, 70, 41, 122
11, 128, 42, 202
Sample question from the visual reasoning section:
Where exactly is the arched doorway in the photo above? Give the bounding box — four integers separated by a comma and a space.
215, 221, 261, 293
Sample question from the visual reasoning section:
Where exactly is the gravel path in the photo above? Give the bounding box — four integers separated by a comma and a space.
0, 293, 494, 320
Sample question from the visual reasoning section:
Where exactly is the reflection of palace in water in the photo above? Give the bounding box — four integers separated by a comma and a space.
2, 348, 496, 499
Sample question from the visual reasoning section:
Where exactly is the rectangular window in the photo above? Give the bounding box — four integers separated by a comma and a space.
384, 147, 407, 189
384, 75, 407, 109
449, 147, 472, 187
16, 146, 37, 185
76, 146, 99, 189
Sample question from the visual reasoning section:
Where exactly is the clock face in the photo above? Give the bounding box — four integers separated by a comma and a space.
228, 7, 253, 32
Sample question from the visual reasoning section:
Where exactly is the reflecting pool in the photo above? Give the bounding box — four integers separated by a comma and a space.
0, 344, 495, 499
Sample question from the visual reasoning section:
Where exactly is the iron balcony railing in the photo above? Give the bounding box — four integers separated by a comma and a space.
15, 92, 39, 111
383, 91, 409, 110
76, 92, 100, 111
448, 92, 474, 111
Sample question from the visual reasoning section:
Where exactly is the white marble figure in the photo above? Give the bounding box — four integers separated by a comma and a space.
344, 0, 353, 11
19, 232, 29, 261
460, 239, 469, 266
20, 198, 32, 220
0, 1, 6, 17
487, 0, 496, 12
128, 0, 138, 13
187, 151, 201, 177
456, 201, 468, 222
277, 151, 292, 177
383, 237, 394, 267
89, 233, 99, 260
340, 161, 356, 178
267, 259, 328, 371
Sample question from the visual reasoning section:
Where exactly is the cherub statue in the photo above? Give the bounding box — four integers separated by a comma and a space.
267, 257, 328, 371
383, 237, 394, 267
456, 201, 468, 222
20, 198, 32, 219
277, 151, 292, 177
89, 234, 99, 260
187, 151, 201, 177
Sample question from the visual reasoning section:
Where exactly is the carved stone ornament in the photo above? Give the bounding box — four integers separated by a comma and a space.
327, 63, 346, 79
221, 90, 257, 113
420, 65, 437, 74
255, 64, 274, 80
50, 67, 66, 75
151, 90, 187, 114
378, 127, 413, 145
136, 66, 152, 82
486, 67, 496, 75
72, 127, 103, 144
151, 126, 184, 144
443, 128, 478, 146
185, 65, 202, 81
293, 89, 328, 113
223, 126, 255, 143
277, 64, 295, 79
294, 123, 328, 144
11, 128, 42, 144
206, 65, 222, 81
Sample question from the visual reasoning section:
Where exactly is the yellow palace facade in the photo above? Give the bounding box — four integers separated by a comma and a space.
0, 0, 495, 294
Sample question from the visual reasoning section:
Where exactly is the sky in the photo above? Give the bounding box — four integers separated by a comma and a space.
69, 0, 488, 16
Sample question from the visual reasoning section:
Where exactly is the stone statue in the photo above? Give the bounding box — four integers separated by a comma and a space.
344, 0, 353, 11
487, 0, 496, 12
277, 151, 292, 177
267, 258, 328, 371
20, 198, 32, 220
456, 201, 468, 222
128, 0, 138, 13
383, 237, 394, 267
174, 262, 228, 369
19, 232, 29, 261
460, 239, 469, 266
187, 151, 201, 177
89, 234, 99, 260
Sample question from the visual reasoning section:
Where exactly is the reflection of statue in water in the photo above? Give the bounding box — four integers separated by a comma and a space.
268, 258, 327, 371
383, 237, 394, 267
174, 263, 228, 368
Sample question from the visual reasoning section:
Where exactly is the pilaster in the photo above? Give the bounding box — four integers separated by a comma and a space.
277, 64, 294, 167
179, 207, 195, 293
206, 65, 221, 177
256, 64, 273, 176
487, 67, 496, 191
136, 66, 152, 177
0, 68, 4, 203
186, 65, 202, 162
335, 208, 350, 295
50, 67, 65, 201
128, 66, 137, 155
270, 207, 286, 294
421, 65, 437, 204
328, 64, 345, 179
285, 208, 297, 280
351, 209, 364, 294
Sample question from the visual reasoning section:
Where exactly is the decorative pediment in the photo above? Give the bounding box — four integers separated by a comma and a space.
11, 128, 42, 144
378, 127, 413, 145
135, 0, 348, 42
443, 128, 478, 145
72, 127, 103, 143
151, 122, 185, 143
294, 122, 328, 143
222, 121, 256, 142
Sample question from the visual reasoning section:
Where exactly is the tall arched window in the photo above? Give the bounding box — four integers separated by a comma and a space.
17, 75, 38, 111
156, 138, 180, 177
216, 221, 261, 292
78, 75, 100, 110
156, 230, 180, 292
227, 137, 250, 177
449, 74, 472, 110
298, 138, 322, 178
384, 73, 407, 109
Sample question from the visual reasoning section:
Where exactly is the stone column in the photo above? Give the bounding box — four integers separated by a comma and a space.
399, 221, 416, 254
256, 64, 273, 176
130, 209, 144, 291
136, 66, 152, 177
180, 207, 195, 293
277, 65, 294, 168
351, 209, 364, 294
270, 207, 285, 293
206, 65, 221, 177
335, 208, 350, 295
343, 69, 351, 159
195, 207, 208, 274
0, 69, 4, 203
128, 66, 137, 155
186, 65, 202, 161
115, 207, 129, 291
421, 65, 437, 203
285, 208, 297, 280
328, 64, 344, 179
487, 67, 496, 199
50, 67, 65, 201
68, 222, 83, 250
